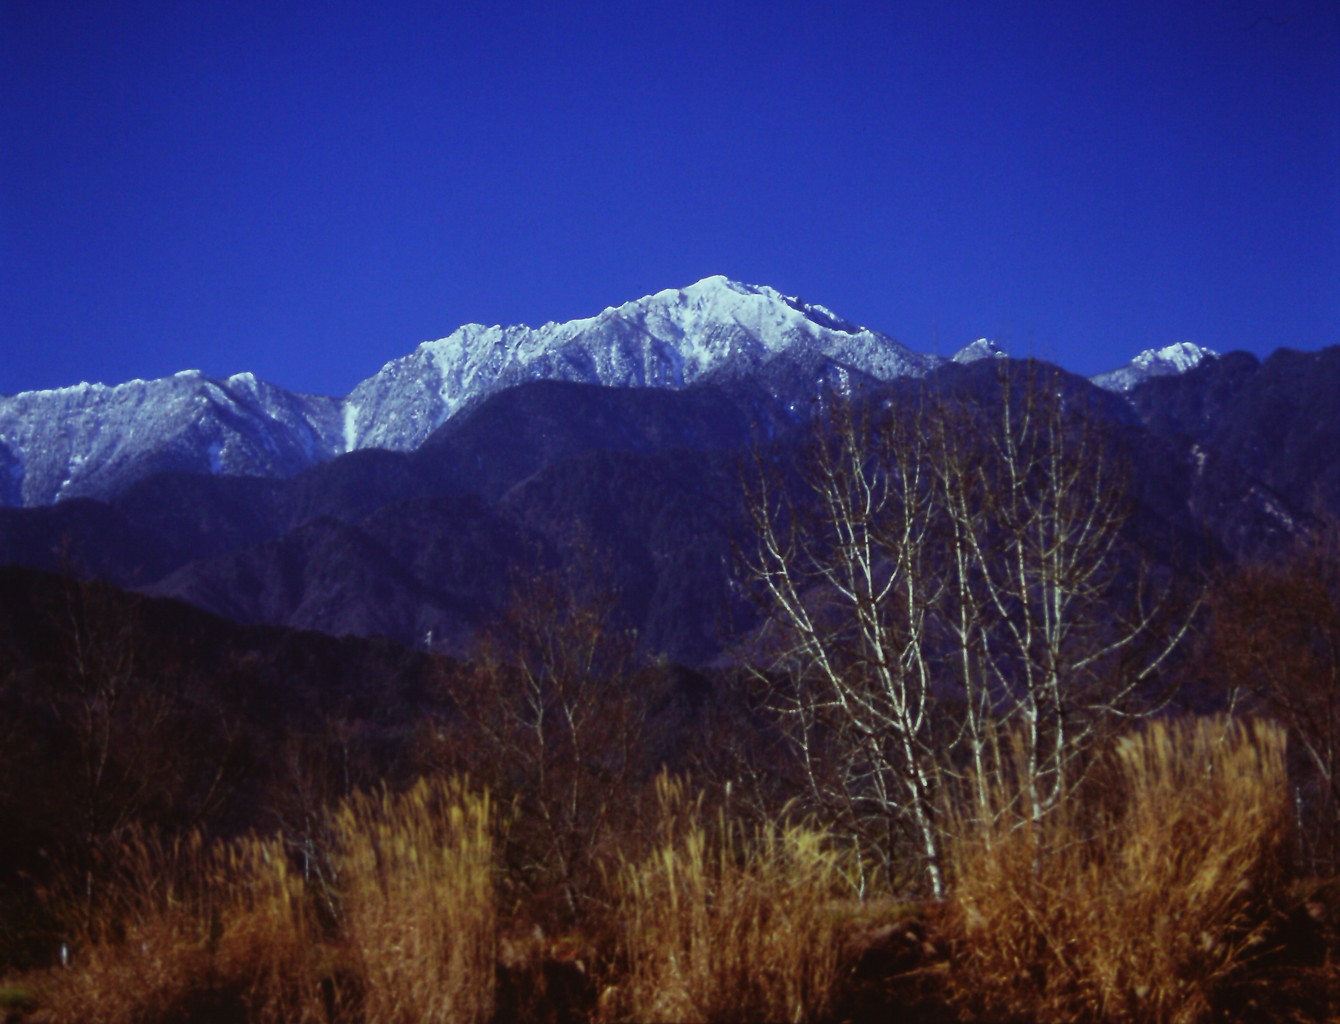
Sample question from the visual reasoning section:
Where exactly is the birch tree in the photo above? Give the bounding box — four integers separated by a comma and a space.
743, 394, 952, 896
948, 366, 1194, 822
743, 362, 1195, 895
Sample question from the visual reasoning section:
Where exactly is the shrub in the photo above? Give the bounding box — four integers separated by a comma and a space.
35, 830, 325, 1024
603, 775, 855, 1023
947, 717, 1292, 1024
330, 776, 496, 1024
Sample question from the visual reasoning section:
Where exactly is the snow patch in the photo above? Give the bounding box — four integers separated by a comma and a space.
342, 402, 360, 453
952, 338, 1007, 364
1092, 343, 1219, 392
206, 440, 224, 474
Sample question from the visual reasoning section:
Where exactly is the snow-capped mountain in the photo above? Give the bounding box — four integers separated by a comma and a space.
342, 275, 936, 452
0, 277, 933, 506
1090, 342, 1218, 393
0, 371, 342, 507
951, 338, 1008, 364
0, 278, 1224, 509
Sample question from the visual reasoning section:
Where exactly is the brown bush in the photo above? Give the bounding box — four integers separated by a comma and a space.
946, 717, 1293, 1024
601, 775, 857, 1023
34, 830, 326, 1024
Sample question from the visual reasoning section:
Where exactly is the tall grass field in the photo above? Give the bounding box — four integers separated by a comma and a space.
5, 717, 1336, 1023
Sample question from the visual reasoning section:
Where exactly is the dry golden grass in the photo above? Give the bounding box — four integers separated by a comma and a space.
18, 732, 1322, 1024
30, 775, 497, 1024
602, 775, 855, 1024
34, 830, 326, 1024
947, 716, 1292, 1024
331, 775, 496, 1024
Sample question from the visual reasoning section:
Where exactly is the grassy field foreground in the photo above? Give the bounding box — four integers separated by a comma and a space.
4, 717, 1338, 1024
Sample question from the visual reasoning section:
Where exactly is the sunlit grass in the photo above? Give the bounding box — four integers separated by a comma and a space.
332, 776, 496, 1024
34, 830, 325, 1024
12, 720, 1332, 1024
602, 774, 855, 1023
31, 776, 496, 1024
947, 717, 1293, 1024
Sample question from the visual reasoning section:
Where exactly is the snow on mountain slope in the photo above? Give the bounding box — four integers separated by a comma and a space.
343, 276, 937, 452
0, 277, 931, 506
0, 277, 1224, 509
951, 338, 1008, 364
0, 371, 342, 506
1091, 342, 1218, 392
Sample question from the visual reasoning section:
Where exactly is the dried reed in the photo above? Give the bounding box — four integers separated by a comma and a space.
331, 775, 496, 1024
35, 830, 325, 1024
947, 717, 1292, 1024
604, 775, 853, 1023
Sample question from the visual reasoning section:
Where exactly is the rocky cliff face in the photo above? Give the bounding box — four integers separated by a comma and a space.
0, 370, 342, 507
1, 277, 1226, 509
341, 275, 937, 452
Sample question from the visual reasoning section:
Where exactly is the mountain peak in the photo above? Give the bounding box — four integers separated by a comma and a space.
681, 273, 752, 294
1092, 342, 1219, 392
952, 338, 1008, 364
1, 279, 937, 505
0, 369, 343, 506
610, 277, 867, 336
609, 275, 770, 314
344, 278, 933, 453
1131, 342, 1217, 373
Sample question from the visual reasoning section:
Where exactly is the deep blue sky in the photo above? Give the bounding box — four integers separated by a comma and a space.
3, 0, 1337, 397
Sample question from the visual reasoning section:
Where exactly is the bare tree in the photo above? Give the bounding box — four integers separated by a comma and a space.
742, 363, 1195, 896
743, 393, 951, 896
429, 560, 650, 920
31, 574, 243, 929
45, 577, 177, 852
942, 366, 1194, 823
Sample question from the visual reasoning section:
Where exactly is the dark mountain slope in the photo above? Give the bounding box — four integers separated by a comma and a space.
148, 516, 452, 645
147, 498, 541, 653
1128, 346, 1340, 553
0, 379, 786, 587
499, 445, 748, 662
146, 440, 749, 662
5, 354, 1337, 662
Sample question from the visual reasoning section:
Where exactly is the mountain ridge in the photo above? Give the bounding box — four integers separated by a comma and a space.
1, 350, 1334, 661
342, 275, 936, 451
0, 277, 1231, 509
